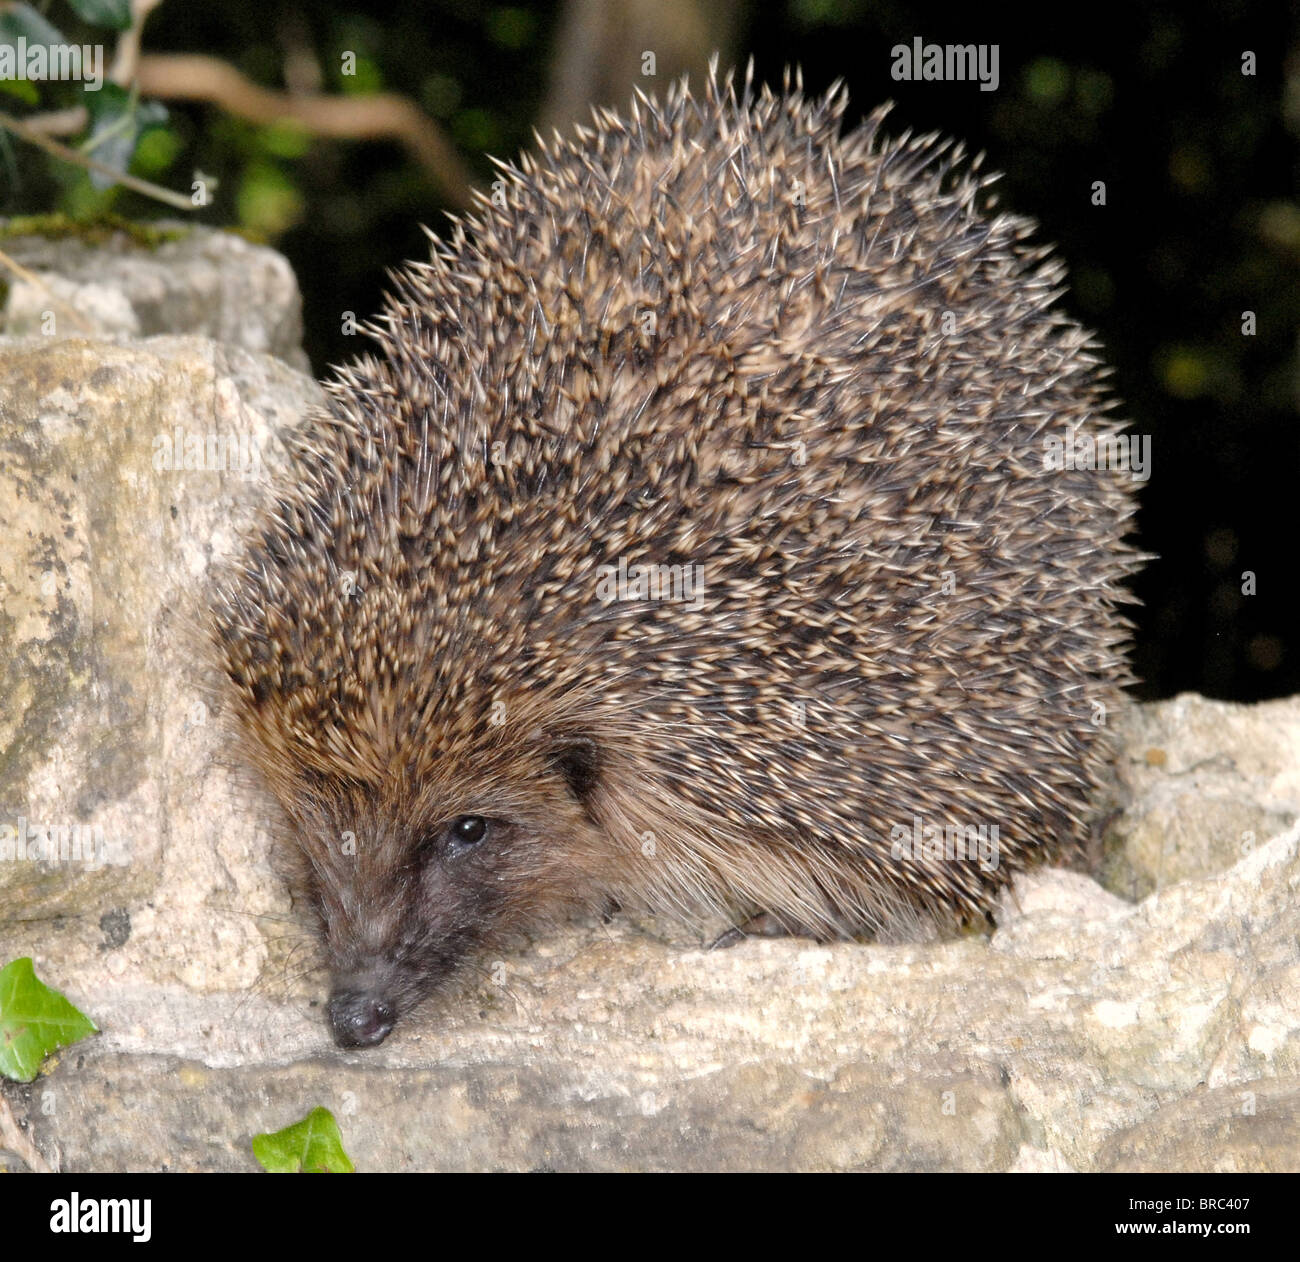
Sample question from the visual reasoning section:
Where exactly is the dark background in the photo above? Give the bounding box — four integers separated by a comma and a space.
4, 0, 1297, 703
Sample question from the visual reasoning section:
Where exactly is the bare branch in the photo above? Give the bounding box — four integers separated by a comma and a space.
135, 53, 475, 210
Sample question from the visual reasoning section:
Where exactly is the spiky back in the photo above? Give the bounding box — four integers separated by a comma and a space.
212, 66, 1141, 936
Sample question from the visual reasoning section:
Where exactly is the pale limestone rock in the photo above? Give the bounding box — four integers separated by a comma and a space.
1, 221, 307, 370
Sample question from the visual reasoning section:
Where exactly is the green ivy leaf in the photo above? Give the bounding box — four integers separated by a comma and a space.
65, 0, 133, 32
252, 1107, 355, 1173
0, 958, 98, 1083
0, 76, 40, 106
82, 83, 168, 190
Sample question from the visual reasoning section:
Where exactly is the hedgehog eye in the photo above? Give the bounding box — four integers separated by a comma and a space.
445, 814, 489, 855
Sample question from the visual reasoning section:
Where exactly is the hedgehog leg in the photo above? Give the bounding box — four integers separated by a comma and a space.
707, 926, 747, 950
707, 912, 827, 949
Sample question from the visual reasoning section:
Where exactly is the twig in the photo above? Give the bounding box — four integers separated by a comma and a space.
13, 106, 89, 137
0, 1092, 55, 1173
135, 53, 475, 209
0, 110, 196, 210
0, 245, 96, 333
109, 0, 165, 86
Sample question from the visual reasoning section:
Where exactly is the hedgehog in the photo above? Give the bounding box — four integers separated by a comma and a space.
210, 64, 1141, 1049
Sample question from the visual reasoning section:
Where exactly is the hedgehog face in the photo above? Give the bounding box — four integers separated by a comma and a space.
301, 738, 604, 1048
320, 811, 521, 1048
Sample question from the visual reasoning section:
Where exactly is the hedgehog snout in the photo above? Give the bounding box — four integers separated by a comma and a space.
324, 931, 462, 1048
327, 988, 397, 1048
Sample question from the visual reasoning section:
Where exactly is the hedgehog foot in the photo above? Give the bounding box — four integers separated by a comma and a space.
707, 912, 825, 949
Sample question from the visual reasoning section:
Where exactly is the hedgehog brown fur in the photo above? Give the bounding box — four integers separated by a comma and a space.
210, 63, 1142, 1048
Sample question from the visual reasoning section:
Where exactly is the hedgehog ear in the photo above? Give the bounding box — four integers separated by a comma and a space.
551, 737, 599, 802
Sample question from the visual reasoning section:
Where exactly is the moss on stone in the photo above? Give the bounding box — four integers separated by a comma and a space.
0, 213, 190, 250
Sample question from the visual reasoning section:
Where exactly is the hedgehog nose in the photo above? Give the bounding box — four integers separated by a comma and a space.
328, 992, 396, 1048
